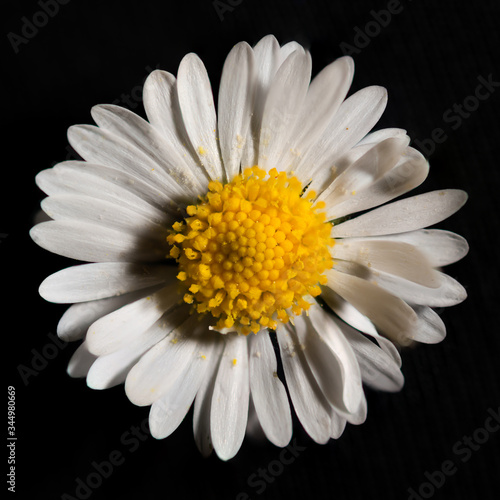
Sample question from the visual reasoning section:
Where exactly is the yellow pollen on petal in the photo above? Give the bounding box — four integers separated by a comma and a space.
167, 166, 335, 334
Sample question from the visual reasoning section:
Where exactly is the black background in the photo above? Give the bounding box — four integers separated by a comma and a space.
4, 0, 499, 499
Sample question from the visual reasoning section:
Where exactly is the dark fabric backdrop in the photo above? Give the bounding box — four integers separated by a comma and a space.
5, 0, 499, 499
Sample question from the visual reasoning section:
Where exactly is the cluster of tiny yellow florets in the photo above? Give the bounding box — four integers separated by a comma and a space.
167, 166, 335, 335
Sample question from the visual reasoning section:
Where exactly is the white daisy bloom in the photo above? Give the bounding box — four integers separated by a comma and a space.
31, 35, 468, 460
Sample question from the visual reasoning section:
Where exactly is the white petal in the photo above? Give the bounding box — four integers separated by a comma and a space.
318, 137, 409, 206
246, 396, 266, 442
304, 306, 363, 414
218, 42, 255, 180
240, 35, 281, 167
374, 335, 402, 367
276, 323, 332, 444
339, 392, 368, 425
330, 410, 347, 439
86, 308, 187, 389
281, 56, 354, 170
344, 229, 469, 267
41, 194, 169, 238
326, 147, 429, 219
320, 287, 402, 366
193, 342, 223, 457
142, 69, 177, 133
125, 314, 209, 406
327, 285, 446, 348
91, 104, 205, 196
67, 125, 186, 205
357, 128, 408, 146
316, 131, 404, 191
320, 286, 378, 336
67, 341, 97, 378
332, 240, 440, 287
337, 319, 404, 392
278, 41, 304, 61
177, 53, 224, 181
325, 144, 376, 179
86, 347, 140, 390
30, 220, 166, 263
56, 287, 158, 341
211, 334, 250, 461
371, 269, 468, 307
411, 305, 447, 344
149, 333, 219, 439
258, 49, 312, 170
253, 35, 281, 82
326, 268, 418, 345
40, 263, 174, 303
249, 332, 292, 447
86, 284, 181, 356
143, 70, 204, 183
36, 162, 176, 220
331, 189, 468, 237
295, 86, 388, 192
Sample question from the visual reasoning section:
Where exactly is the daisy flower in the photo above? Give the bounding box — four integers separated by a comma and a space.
30, 35, 468, 460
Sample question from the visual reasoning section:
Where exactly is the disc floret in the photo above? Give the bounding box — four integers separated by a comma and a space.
167, 167, 335, 334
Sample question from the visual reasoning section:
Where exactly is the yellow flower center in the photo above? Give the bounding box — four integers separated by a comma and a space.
167, 167, 335, 334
